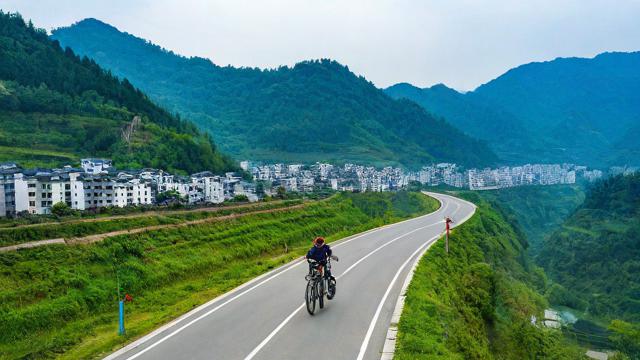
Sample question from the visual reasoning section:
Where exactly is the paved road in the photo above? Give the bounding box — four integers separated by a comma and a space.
106, 192, 476, 360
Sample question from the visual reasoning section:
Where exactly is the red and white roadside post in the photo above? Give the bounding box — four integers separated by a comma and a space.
445, 217, 453, 253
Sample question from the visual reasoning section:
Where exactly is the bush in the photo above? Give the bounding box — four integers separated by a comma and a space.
51, 202, 76, 217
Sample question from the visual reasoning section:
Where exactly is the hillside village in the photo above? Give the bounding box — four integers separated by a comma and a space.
245, 161, 606, 192
0, 158, 612, 217
0, 159, 250, 217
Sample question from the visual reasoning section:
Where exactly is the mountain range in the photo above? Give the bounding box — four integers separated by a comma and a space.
0, 12, 236, 174
386, 52, 640, 167
51, 18, 498, 169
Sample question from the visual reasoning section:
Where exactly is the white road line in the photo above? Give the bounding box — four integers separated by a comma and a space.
243, 220, 444, 360
336, 222, 442, 279
244, 303, 305, 360
117, 197, 451, 360
124, 258, 304, 360
355, 234, 440, 360
379, 194, 476, 359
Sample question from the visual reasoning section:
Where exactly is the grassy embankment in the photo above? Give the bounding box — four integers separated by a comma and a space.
0, 191, 438, 359
395, 192, 584, 359
0, 200, 304, 247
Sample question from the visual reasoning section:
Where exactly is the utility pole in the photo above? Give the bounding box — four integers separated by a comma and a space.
445, 217, 453, 253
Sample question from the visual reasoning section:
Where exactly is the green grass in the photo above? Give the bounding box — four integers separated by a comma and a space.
0, 145, 78, 169
0, 200, 304, 247
0, 191, 438, 359
395, 194, 584, 359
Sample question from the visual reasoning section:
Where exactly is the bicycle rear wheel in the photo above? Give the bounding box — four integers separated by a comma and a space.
305, 280, 316, 315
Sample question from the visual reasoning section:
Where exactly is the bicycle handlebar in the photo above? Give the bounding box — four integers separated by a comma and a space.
307, 256, 337, 264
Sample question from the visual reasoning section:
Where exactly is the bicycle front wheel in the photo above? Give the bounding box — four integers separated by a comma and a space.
318, 279, 325, 309
305, 280, 316, 315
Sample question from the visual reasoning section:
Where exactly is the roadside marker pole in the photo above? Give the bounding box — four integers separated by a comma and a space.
119, 300, 125, 335
445, 217, 453, 253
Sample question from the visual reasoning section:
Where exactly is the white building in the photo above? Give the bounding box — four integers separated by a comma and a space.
0, 168, 28, 217
280, 178, 297, 192
81, 158, 113, 175
83, 175, 152, 209
189, 172, 224, 204
26, 171, 85, 214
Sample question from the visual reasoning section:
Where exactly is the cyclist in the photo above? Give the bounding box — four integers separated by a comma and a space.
306, 237, 338, 298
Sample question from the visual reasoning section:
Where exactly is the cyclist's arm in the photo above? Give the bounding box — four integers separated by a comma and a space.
306, 247, 315, 260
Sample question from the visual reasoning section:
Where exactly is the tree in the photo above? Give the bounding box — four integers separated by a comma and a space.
51, 202, 75, 217
156, 190, 184, 204
232, 194, 249, 203
256, 181, 265, 197
609, 320, 640, 358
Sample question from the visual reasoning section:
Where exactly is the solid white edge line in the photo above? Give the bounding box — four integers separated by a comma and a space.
379, 192, 477, 360
105, 193, 447, 360
355, 234, 441, 360
243, 220, 445, 360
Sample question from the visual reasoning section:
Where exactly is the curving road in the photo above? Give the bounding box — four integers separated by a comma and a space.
106, 192, 476, 360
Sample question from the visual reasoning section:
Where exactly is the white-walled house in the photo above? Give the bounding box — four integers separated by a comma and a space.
189, 172, 224, 204
81, 158, 113, 175
25, 170, 85, 214
0, 168, 28, 217
83, 175, 152, 209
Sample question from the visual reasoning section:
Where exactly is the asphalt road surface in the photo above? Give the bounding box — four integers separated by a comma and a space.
106, 192, 476, 360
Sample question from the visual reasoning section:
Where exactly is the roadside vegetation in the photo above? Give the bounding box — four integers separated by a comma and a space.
0, 191, 438, 359
395, 192, 584, 359
0, 199, 304, 247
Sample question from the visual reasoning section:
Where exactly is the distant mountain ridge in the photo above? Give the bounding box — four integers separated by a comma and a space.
51, 18, 498, 168
386, 52, 640, 167
0, 12, 236, 174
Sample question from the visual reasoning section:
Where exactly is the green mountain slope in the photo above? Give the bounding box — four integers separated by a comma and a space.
0, 12, 236, 174
385, 83, 539, 163
474, 185, 585, 255
51, 19, 498, 168
396, 194, 583, 359
386, 52, 640, 166
538, 173, 640, 322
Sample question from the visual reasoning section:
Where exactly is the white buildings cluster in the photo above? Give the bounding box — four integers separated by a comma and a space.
414, 163, 466, 188
0, 159, 254, 217
245, 160, 606, 193
468, 164, 579, 190
0, 156, 613, 218
245, 162, 410, 193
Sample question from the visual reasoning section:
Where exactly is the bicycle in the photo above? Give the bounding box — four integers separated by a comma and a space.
305, 256, 337, 315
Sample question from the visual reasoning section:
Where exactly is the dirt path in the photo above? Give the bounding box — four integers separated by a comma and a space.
0, 203, 306, 252
0, 201, 290, 231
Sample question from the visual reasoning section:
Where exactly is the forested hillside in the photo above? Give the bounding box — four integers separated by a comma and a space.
476, 185, 585, 254
396, 193, 583, 359
0, 12, 236, 174
538, 173, 640, 323
385, 83, 539, 163
51, 19, 498, 168
386, 52, 640, 167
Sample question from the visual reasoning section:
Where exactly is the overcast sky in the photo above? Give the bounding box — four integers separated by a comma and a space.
3, 0, 640, 90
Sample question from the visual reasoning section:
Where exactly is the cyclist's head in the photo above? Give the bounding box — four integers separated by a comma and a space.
314, 237, 325, 247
